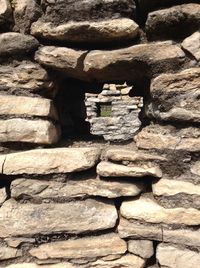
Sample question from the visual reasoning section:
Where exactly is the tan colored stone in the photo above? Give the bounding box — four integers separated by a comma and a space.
119, 218, 200, 248
29, 233, 126, 260
4, 264, 74, 268
128, 240, 154, 259
135, 124, 200, 152
35, 46, 88, 81
0, 95, 58, 119
182, 32, 200, 61
0, 245, 22, 260
0, 62, 52, 92
120, 196, 200, 226
191, 161, 200, 176
84, 41, 185, 82
147, 68, 200, 123
5, 237, 35, 248
0, 119, 59, 144
0, 198, 117, 237
153, 178, 200, 197
97, 161, 162, 178
31, 18, 139, 43
0, 188, 6, 206
11, 177, 144, 199
157, 243, 200, 268
0, 148, 100, 175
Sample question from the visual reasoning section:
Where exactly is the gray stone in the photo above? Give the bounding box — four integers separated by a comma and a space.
0, 148, 101, 175
0, 32, 39, 57
128, 240, 154, 259
0, 119, 60, 144
0, 199, 117, 237
182, 32, 200, 61
0, 246, 22, 260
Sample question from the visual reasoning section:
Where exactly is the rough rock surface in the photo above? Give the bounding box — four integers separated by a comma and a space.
182, 31, 200, 61
84, 42, 185, 82
29, 233, 126, 260
0, 32, 39, 57
128, 240, 154, 259
0, 0, 12, 31
135, 124, 200, 152
0, 95, 58, 119
0, 246, 22, 260
31, 18, 139, 43
0, 199, 117, 237
97, 161, 162, 178
146, 4, 200, 40
0, 119, 59, 144
0, 148, 101, 175
146, 68, 200, 123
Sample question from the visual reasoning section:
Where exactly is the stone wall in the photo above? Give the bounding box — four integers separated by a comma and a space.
0, 0, 200, 267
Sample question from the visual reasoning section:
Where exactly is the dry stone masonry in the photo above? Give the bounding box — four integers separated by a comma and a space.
0, 0, 200, 267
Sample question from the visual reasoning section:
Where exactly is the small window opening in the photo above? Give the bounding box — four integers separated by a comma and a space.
97, 103, 112, 117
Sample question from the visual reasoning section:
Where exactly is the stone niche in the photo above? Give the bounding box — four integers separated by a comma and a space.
85, 83, 143, 141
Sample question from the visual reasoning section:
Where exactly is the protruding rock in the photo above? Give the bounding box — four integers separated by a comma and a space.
84, 42, 185, 82
157, 243, 200, 268
31, 18, 139, 43
182, 31, 200, 61
0, 32, 39, 57
35, 46, 88, 81
0, 95, 58, 120
0, 147, 100, 175
0, 0, 12, 31
0, 199, 117, 237
0, 188, 6, 206
146, 68, 200, 123
135, 124, 200, 152
97, 161, 162, 178
146, 4, 200, 40
29, 233, 127, 260
0, 245, 22, 260
128, 240, 154, 259
120, 196, 200, 226
0, 119, 60, 144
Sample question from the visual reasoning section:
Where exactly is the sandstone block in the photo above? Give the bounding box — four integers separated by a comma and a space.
84, 42, 185, 82
0, 0, 12, 31
0, 148, 100, 175
146, 4, 200, 40
146, 68, 200, 123
31, 18, 139, 43
0, 119, 59, 144
0, 62, 52, 92
35, 46, 88, 81
12, 0, 42, 34
0, 187, 6, 206
0, 95, 58, 119
135, 124, 200, 152
11, 177, 144, 199
97, 161, 162, 178
29, 233, 126, 260
182, 32, 200, 61
120, 196, 200, 226
0, 32, 39, 57
191, 161, 200, 176
157, 243, 200, 268
0, 199, 117, 237
128, 240, 154, 259
0, 246, 22, 260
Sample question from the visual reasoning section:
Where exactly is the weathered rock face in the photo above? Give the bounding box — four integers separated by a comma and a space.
0, 246, 22, 260
0, 199, 117, 237
0, 148, 100, 175
0, 0, 12, 31
0, 32, 39, 57
182, 31, 200, 61
146, 68, 200, 123
146, 4, 200, 40
128, 240, 154, 259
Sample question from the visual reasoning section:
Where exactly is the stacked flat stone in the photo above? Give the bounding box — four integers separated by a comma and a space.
0, 0, 200, 267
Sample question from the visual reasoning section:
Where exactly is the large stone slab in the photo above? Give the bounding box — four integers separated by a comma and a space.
0, 198, 117, 237
97, 161, 162, 178
0, 32, 39, 57
157, 243, 200, 268
135, 124, 200, 152
84, 42, 185, 82
146, 4, 200, 40
0, 0, 12, 31
0, 119, 59, 144
35, 46, 88, 81
120, 196, 200, 226
11, 177, 144, 199
29, 233, 126, 260
0, 95, 58, 119
182, 32, 200, 61
0, 62, 51, 92
32, 18, 139, 43
0, 148, 100, 175
118, 218, 200, 248
146, 68, 200, 123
